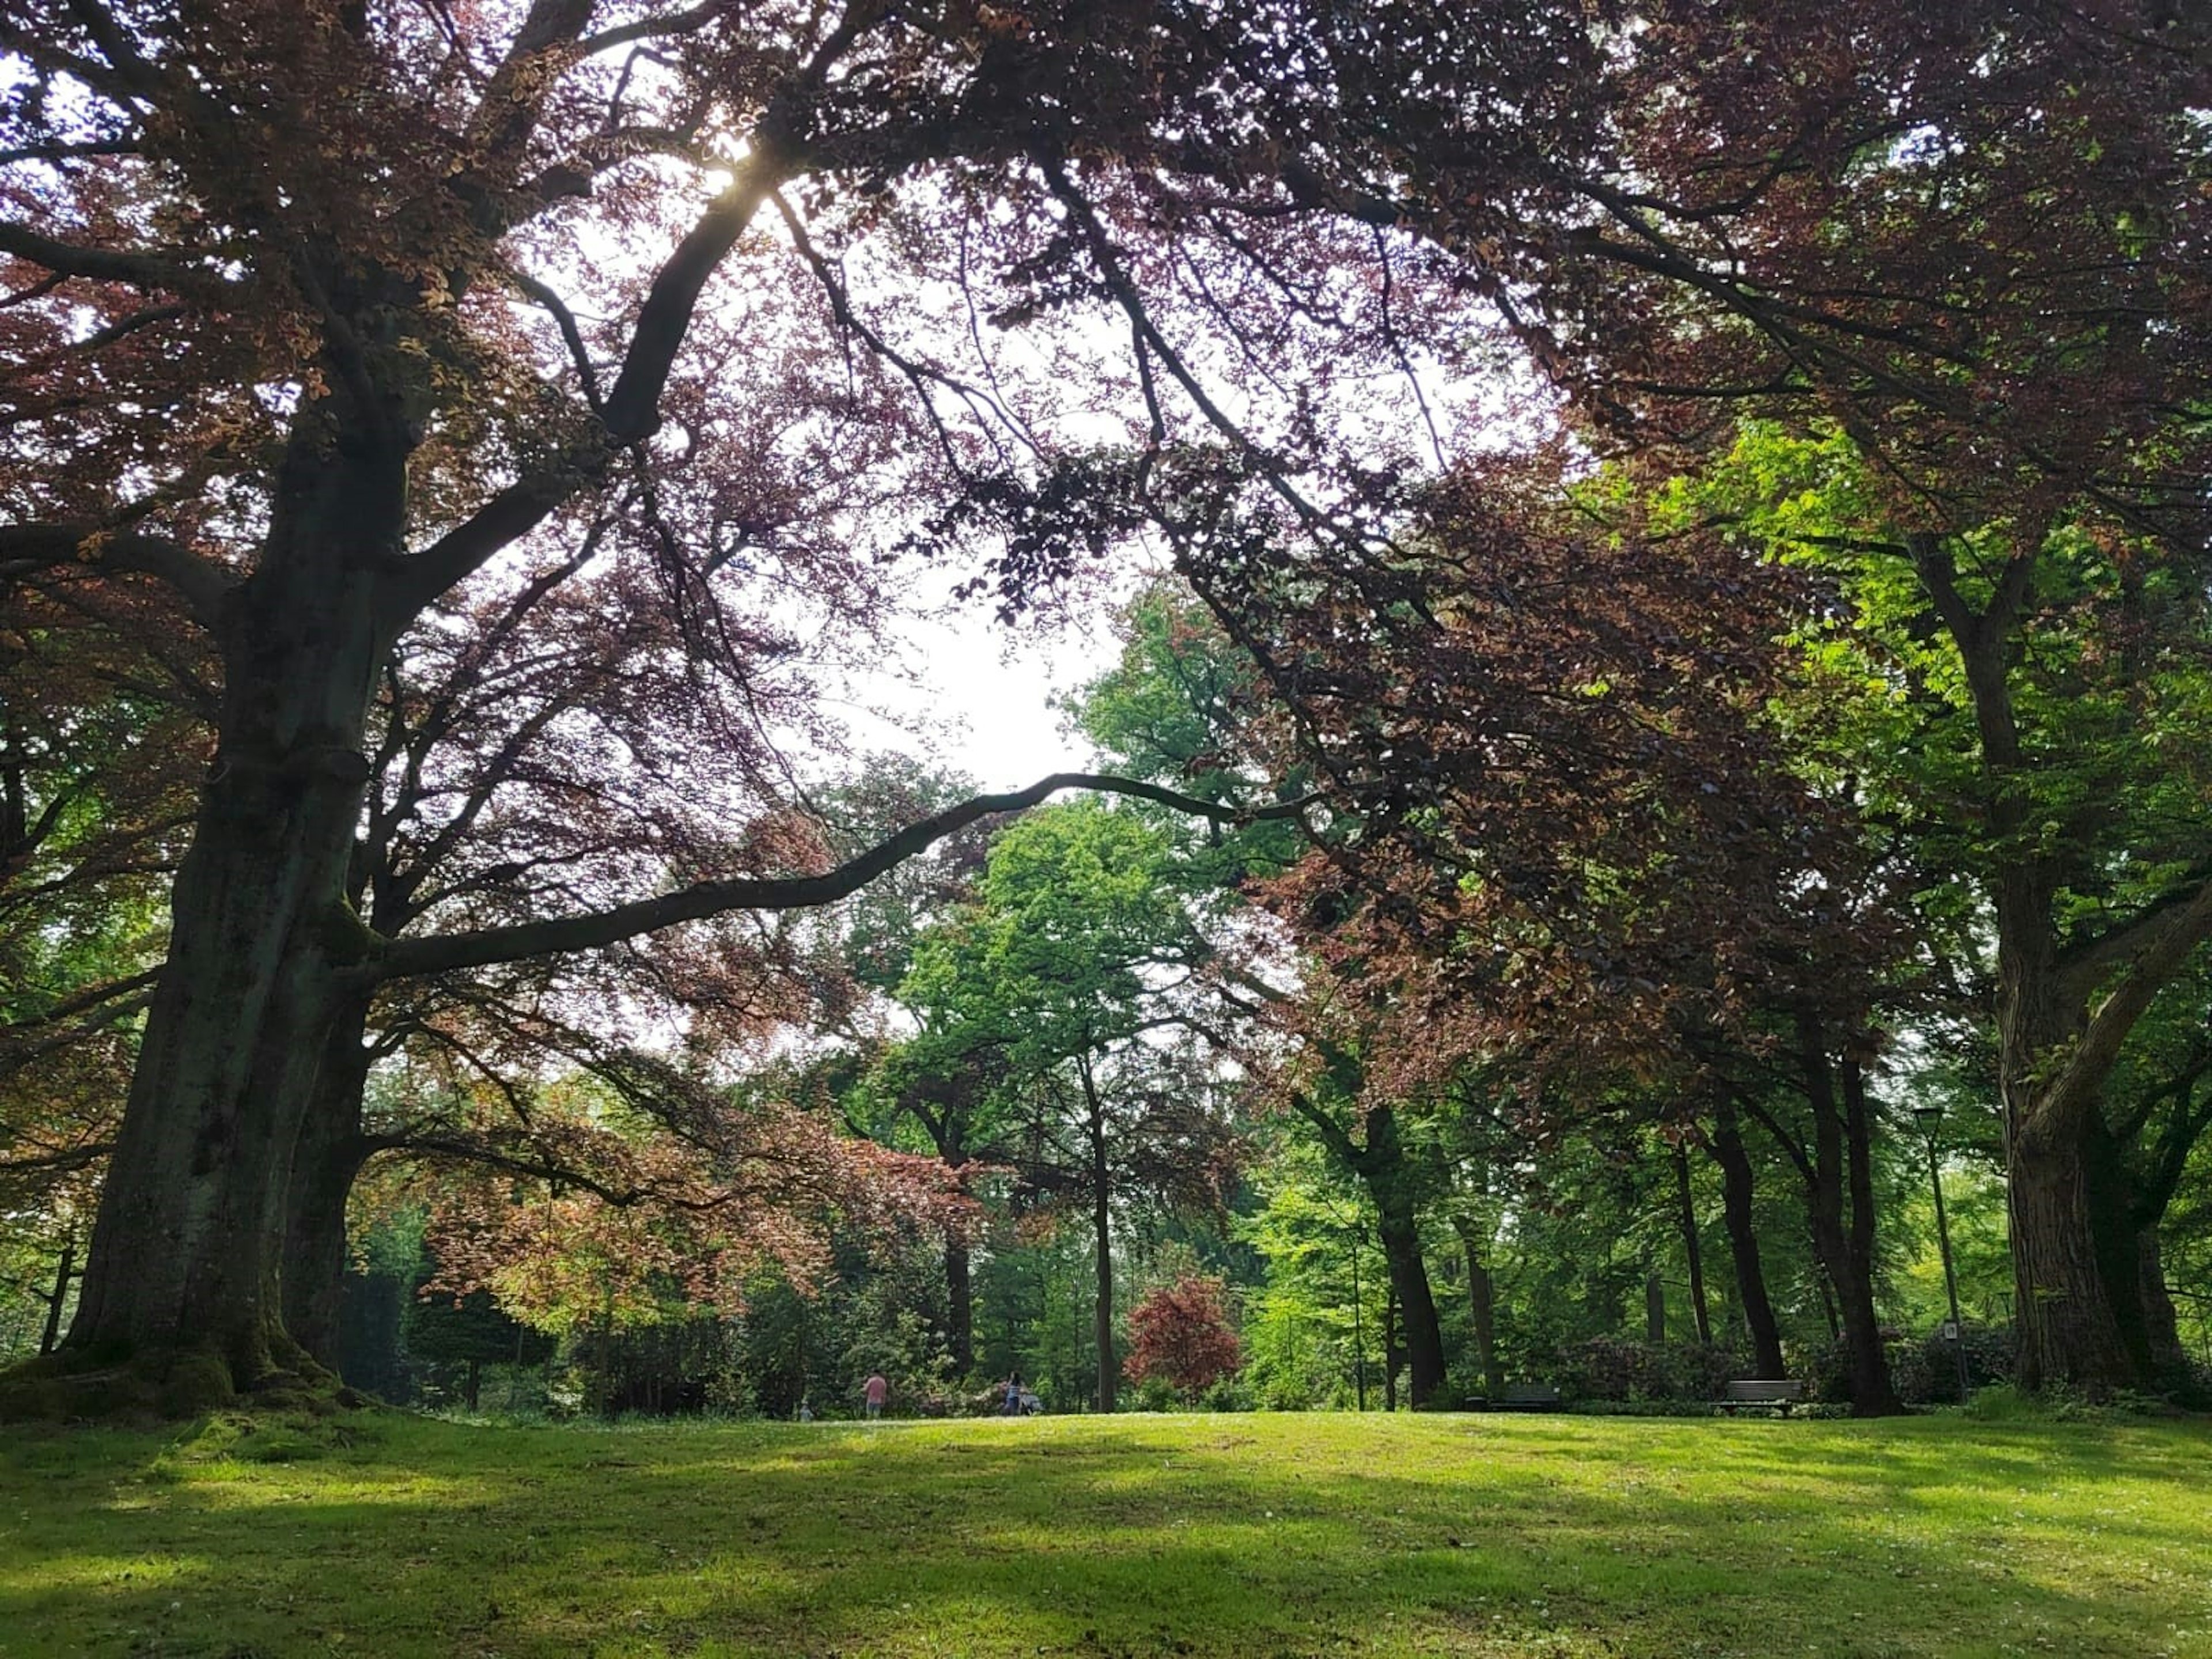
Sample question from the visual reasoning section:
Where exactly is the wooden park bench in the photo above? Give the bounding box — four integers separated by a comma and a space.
1493, 1382, 1564, 1411
1714, 1378, 1805, 1415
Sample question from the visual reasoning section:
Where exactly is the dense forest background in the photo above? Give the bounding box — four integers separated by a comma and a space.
10, 569, 2205, 1419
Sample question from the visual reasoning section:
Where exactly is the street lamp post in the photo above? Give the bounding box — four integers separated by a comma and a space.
1913, 1103, 1972, 1401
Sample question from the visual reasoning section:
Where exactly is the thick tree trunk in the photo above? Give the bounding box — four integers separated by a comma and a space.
283, 999, 377, 1369
1915, 538, 2172, 1396
1709, 1105, 1786, 1377
2005, 1085, 2169, 1392
2077, 1107, 2162, 1383
1993, 889, 2141, 1396
55, 422, 404, 1404
2009, 1102, 2139, 1394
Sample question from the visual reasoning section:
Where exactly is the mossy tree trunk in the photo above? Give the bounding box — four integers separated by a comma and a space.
60, 416, 403, 1403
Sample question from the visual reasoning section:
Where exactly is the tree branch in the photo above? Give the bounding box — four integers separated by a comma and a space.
0, 1141, 114, 1179
368, 773, 1312, 984
2039, 879, 2212, 1134
577, 3, 721, 58
385, 135, 796, 620
2057, 870, 2212, 1008
0, 521, 230, 626
1286, 1088, 1366, 1169
0, 221, 226, 297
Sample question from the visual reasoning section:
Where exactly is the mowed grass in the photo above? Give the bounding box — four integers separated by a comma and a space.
2, 1407, 2209, 1658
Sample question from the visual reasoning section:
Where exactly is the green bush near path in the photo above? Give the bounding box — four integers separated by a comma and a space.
2, 1410, 2207, 1658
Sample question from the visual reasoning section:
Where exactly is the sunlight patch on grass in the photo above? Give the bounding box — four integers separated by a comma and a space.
0, 1552, 203, 1596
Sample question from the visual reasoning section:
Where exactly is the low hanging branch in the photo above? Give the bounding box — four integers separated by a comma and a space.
366, 772, 1313, 984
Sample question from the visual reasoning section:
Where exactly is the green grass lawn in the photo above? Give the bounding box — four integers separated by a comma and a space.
3, 1406, 2209, 1658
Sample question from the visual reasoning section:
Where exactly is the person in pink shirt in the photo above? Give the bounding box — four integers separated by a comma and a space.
863, 1372, 888, 1420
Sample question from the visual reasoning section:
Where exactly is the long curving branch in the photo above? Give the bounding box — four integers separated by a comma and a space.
368, 773, 1313, 984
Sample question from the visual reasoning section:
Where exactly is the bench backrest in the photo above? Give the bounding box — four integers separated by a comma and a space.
1502, 1384, 1562, 1403
1723, 1379, 1805, 1402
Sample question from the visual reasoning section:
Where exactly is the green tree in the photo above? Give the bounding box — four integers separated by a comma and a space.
403, 1278, 553, 1413
1687, 423, 2212, 1392
899, 802, 1240, 1410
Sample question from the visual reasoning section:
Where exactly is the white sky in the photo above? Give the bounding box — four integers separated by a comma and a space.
830, 589, 1126, 791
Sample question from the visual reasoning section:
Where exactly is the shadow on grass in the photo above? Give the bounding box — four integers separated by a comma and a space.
2, 1414, 2207, 1657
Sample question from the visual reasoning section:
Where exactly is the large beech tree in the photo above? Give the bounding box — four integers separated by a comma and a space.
5, 0, 1435, 1404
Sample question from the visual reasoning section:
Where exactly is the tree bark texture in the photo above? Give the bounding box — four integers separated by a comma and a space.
2008, 1101, 2138, 1393
281, 995, 378, 1369
62, 425, 403, 1395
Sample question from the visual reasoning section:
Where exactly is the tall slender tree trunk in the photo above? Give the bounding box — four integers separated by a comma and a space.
1454, 1218, 1504, 1397
1709, 1103, 1786, 1377
1815, 1257, 1842, 1342
1360, 1105, 1446, 1406
1081, 1058, 1116, 1412
1381, 1278, 1400, 1411
59, 419, 404, 1401
1796, 1017, 1902, 1416
1675, 1145, 1712, 1345
945, 1228, 975, 1378
38, 1234, 74, 1357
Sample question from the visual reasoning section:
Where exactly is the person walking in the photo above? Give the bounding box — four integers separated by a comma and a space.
1002, 1371, 1022, 1416
863, 1371, 889, 1421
